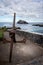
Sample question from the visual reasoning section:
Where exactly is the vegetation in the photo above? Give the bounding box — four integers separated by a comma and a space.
0, 26, 7, 40
0, 26, 7, 31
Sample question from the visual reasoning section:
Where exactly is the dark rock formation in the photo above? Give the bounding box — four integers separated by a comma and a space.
33, 24, 43, 27
15, 27, 21, 29
17, 20, 28, 24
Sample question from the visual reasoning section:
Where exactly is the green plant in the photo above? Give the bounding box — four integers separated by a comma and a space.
0, 30, 4, 39
0, 26, 7, 40
2, 26, 7, 31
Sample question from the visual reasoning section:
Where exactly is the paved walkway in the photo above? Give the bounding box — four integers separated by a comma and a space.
0, 34, 43, 65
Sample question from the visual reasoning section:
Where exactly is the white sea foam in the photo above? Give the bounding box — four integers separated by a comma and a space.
3, 24, 12, 27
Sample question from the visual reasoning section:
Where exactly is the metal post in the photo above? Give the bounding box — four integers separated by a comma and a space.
9, 39, 13, 62
13, 13, 16, 29
13, 13, 16, 42
9, 13, 16, 63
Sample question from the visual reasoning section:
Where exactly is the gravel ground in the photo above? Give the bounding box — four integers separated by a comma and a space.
18, 56, 43, 65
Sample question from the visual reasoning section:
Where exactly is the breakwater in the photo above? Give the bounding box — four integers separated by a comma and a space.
16, 29, 43, 44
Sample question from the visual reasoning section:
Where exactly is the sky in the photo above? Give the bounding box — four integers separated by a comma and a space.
0, 0, 43, 23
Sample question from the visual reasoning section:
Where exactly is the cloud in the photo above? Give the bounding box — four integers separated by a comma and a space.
0, 0, 43, 22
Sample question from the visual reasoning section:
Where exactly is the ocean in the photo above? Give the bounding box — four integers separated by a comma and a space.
0, 22, 43, 34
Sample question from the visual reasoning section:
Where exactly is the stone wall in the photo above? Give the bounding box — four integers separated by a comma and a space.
16, 30, 43, 44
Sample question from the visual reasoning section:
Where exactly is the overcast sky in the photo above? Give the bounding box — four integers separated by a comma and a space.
0, 0, 43, 22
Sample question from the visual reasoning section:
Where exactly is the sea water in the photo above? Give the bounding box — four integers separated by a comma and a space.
0, 22, 43, 34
